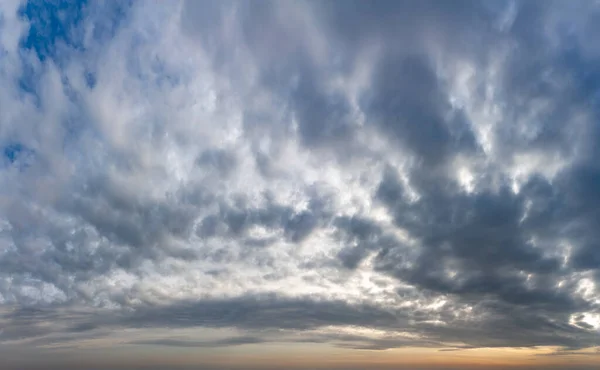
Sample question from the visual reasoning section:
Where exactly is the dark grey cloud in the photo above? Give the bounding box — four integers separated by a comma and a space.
363, 53, 478, 166
5, 293, 600, 352
131, 336, 266, 348
120, 295, 403, 332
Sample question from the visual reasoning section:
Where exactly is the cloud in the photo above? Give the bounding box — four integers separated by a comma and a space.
2, 0, 600, 362
131, 336, 266, 348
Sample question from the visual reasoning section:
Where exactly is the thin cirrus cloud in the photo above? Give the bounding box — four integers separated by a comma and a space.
1, 0, 600, 369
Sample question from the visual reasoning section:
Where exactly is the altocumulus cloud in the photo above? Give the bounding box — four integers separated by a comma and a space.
1, 0, 600, 355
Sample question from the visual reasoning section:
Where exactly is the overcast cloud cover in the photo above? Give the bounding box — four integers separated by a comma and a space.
2, 0, 600, 367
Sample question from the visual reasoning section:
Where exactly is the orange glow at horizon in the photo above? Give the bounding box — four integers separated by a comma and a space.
5, 343, 600, 370
20, 343, 596, 370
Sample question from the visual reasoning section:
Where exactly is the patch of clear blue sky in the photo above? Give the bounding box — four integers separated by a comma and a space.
3, 0, 133, 164
18, 0, 132, 88
3, 143, 26, 163
19, 0, 88, 61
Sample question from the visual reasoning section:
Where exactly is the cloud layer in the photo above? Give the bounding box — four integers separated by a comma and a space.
2, 0, 600, 358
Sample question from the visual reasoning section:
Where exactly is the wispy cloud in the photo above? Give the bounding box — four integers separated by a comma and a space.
2, 0, 600, 366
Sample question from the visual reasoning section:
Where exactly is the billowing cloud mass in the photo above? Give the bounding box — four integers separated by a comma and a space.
2, 0, 600, 366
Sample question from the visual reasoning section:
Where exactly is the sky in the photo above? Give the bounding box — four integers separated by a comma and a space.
2, 0, 600, 369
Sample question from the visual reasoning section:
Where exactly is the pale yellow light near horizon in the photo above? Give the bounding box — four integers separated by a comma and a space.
3, 324, 599, 369
170, 345, 600, 369
7, 341, 599, 370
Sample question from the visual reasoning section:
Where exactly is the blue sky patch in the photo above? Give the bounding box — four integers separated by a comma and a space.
19, 0, 88, 62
